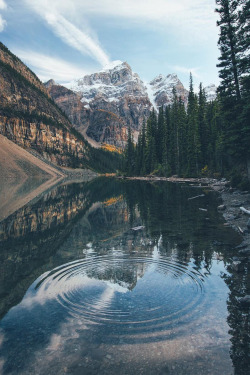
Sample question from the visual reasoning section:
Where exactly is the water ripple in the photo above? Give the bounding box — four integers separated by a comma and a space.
35, 254, 205, 335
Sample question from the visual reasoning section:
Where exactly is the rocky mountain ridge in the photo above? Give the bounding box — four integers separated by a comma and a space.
148, 73, 189, 108
46, 61, 217, 148
0, 42, 94, 168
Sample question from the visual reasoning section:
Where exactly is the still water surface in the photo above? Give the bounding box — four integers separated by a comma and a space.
0, 178, 248, 374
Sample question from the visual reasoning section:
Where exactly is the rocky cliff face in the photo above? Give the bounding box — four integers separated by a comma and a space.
0, 116, 88, 166
0, 43, 91, 168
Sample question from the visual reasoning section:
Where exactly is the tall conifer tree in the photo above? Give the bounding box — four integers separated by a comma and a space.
216, 0, 241, 100
216, 0, 250, 176
177, 97, 188, 176
186, 74, 200, 176
198, 83, 209, 168
124, 127, 135, 175
145, 111, 157, 173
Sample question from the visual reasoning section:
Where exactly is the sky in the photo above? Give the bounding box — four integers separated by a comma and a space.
0, 0, 220, 89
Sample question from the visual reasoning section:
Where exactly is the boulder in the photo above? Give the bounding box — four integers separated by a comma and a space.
218, 204, 226, 211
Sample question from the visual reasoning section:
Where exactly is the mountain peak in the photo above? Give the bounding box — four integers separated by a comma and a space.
44, 79, 57, 88
149, 73, 188, 108
150, 73, 180, 86
100, 60, 127, 72
69, 59, 146, 100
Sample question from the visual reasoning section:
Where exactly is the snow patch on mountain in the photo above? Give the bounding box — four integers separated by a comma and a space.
100, 60, 124, 72
64, 62, 216, 110
47, 61, 217, 148
149, 73, 189, 107
68, 61, 150, 106
204, 84, 217, 102
144, 81, 158, 111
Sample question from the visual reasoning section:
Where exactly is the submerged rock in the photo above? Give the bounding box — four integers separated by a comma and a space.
131, 225, 145, 231
247, 219, 250, 230
231, 200, 243, 207
218, 204, 226, 211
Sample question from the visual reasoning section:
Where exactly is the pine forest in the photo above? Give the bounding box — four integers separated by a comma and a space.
123, 0, 250, 189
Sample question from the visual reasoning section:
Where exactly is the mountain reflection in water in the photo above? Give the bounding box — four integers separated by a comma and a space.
0, 177, 249, 375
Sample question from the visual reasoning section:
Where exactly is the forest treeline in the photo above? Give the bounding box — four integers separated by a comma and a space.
123, 0, 250, 187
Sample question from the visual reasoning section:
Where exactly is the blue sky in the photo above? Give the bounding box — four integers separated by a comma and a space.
0, 0, 220, 89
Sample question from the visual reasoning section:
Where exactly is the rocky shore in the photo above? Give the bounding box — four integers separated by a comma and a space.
126, 175, 250, 307
125, 175, 250, 241
208, 178, 250, 305
207, 178, 250, 236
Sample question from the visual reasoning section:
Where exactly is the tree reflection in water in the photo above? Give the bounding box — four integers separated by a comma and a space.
0, 177, 249, 374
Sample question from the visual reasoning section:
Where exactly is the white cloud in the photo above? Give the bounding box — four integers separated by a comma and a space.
0, 0, 7, 10
44, 13, 110, 66
0, 0, 6, 32
24, 0, 218, 41
0, 14, 6, 31
173, 66, 201, 79
23, 0, 218, 67
19, 0, 219, 85
13, 50, 91, 82
24, 0, 110, 66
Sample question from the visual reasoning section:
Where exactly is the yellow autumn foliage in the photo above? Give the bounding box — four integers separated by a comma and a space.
101, 143, 123, 154
103, 195, 123, 207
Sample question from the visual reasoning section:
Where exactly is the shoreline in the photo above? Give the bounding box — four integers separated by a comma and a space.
208, 178, 250, 254
117, 174, 250, 249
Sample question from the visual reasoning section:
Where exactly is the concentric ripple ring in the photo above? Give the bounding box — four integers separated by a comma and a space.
35, 254, 205, 333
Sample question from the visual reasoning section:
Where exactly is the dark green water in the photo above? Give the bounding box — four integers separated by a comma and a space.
0, 178, 249, 375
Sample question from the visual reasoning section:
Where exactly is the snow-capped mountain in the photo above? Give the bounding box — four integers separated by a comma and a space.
47, 61, 152, 147
148, 73, 189, 108
70, 60, 149, 104
204, 84, 217, 102
46, 61, 217, 148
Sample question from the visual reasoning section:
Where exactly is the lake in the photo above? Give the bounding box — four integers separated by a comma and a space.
0, 177, 249, 375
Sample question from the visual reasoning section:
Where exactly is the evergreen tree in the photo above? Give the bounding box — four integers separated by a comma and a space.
165, 105, 173, 174
206, 98, 225, 173
216, 0, 241, 100
156, 106, 167, 165
135, 120, 146, 175
186, 74, 200, 176
198, 83, 209, 168
124, 127, 135, 175
237, 0, 250, 82
169, 89, 179, 174
177, 97, 188, 176
238, 0, 250, 168
216, 0, 250, 176
145, 110, 157, 173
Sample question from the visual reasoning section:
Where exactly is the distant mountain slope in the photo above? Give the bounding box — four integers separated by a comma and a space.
0, 42, 92, 169
0, 134, 65, 221
46, 61, 217, 147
